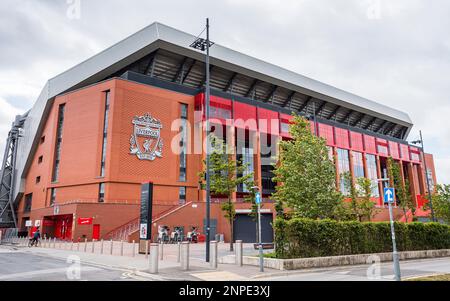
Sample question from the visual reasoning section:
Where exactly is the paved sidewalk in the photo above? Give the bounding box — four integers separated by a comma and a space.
1, 240, 279, 281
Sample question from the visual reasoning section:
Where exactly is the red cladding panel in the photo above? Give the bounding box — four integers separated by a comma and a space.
364, 135, 377, 154
280, 113, 293, 138
318, 123, 334, 145
350, 131, 364, 152
376, 138, 389, 156
389, 141, 400, 159
410, 147, 421, 162
400, 144, 410, 161
258, 108, 279, 135
233, 101, 257, 131
335, 128, 350, 149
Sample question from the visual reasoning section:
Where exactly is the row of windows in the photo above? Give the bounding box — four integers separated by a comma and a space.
51, 104, 65, 182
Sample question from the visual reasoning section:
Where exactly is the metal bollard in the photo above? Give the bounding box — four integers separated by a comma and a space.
181, 242, 190, 271
100, 239, 104, 254
77, 241, 80, 251
235, 240, 243, 266
120, 240, 124, 256
71, 241, 74, 251
210, 241, 218, 269
132, 240, 136, 257
53, 238, 56, 248
149, 243, 159, 274
145, 240, 149, 259
110, 239, 113, 255
159, 242, 164, 260
177, 242, 181, 263
84, 238, 87, 252
91, 239, 95, 253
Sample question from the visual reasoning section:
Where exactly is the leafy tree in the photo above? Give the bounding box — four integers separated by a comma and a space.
387, 158, 415, 222
341, 172, 378, 221
198, 135, 253, 251
272, 115, 343, 219
355, 177, 379, 221
426, 184, 450, 224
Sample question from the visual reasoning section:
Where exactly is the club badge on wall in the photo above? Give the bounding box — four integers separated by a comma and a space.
130, 113, 163, 161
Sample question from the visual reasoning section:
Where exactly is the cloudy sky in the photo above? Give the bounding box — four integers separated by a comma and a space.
1, 0, 449, 182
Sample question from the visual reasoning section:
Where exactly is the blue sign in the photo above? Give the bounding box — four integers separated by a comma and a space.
384, 187, 395, 204
255, 192, 262, 204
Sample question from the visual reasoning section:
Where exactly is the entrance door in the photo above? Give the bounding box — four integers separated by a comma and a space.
92, 224, 100, 240
233, 213, 274, 243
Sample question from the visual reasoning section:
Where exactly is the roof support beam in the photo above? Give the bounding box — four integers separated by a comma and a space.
315, 101, 327, 116
181, 60, 196, 84
350, 113, 365, 127
144, 51, 158, 76
282, 91, 296, 109
327, 105, 341, 120
375, 120, 388, 133
265, 85, 278, 103
172, 57, 188, 83
384, 123, 397, 135
298, 96, 313, 113
363, 116, 377, 130
245, 79, 259, 98
339, 109, 354, 123
223, 72, 238, 92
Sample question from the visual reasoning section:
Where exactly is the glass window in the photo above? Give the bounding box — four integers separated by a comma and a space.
179, 187, 186, 205
352, 152, 365, 178
365, 154, 380, 197
100, 91, 110, 177
337, 148, 350, 195
50, 188, 57, 206
52, 104, 65, 182
24, 194, 32, 212
99, 183, 105, 203
179, 104, 188, 182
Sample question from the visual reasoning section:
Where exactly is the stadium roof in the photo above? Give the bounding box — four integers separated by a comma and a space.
13, 22, 414, 201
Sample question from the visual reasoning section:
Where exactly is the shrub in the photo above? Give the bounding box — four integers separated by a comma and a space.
274, 218, 450, 259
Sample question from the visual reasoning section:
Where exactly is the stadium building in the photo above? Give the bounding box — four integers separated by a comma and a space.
0, 23, 436, 242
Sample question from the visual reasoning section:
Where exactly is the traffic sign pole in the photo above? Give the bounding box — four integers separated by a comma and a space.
384, 187, 401, 281
255, 192, 264, 272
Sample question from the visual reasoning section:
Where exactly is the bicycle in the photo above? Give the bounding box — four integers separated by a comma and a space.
28, 238, 40, 247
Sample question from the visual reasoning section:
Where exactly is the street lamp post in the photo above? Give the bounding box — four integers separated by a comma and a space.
189, 18, 214, 262
411, 130, 436, 222
378, 178, 401, 281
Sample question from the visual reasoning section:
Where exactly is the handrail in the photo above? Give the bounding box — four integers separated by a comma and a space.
104, 202, 188, 240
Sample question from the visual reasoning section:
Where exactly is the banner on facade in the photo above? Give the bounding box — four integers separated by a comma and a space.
77, 217, 93, 225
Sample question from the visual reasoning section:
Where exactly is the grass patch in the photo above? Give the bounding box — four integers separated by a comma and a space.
406, 274, 450, 281
263, 252, 277, 258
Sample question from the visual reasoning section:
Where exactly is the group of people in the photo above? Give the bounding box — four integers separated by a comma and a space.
157, 225, 199, 243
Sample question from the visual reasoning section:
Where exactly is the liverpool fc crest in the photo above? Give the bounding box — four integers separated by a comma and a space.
130, 113, 163, 161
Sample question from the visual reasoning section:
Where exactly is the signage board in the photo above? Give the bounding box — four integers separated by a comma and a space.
255, 192, 262, 204
25, 220, 33, 227
139, 182, 153, 240
34, 220, 41, 227
77, 217, 93, 225
384, 187, 395, 204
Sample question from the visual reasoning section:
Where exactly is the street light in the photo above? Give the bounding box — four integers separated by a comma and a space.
377, 178, 401, 281
190, 18, 214, 262
411, 130, 436, 222
251, 186, 264, 272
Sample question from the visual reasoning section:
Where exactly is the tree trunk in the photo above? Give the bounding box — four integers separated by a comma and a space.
229, 216, 234, 252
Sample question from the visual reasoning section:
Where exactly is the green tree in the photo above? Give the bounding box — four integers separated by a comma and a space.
387, 158, 415, 222
272, 115, 343, 219
341, 172, 378, 221
427, 184, 450, 224
355, 177, 379, 221
198, 135, 253, 251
